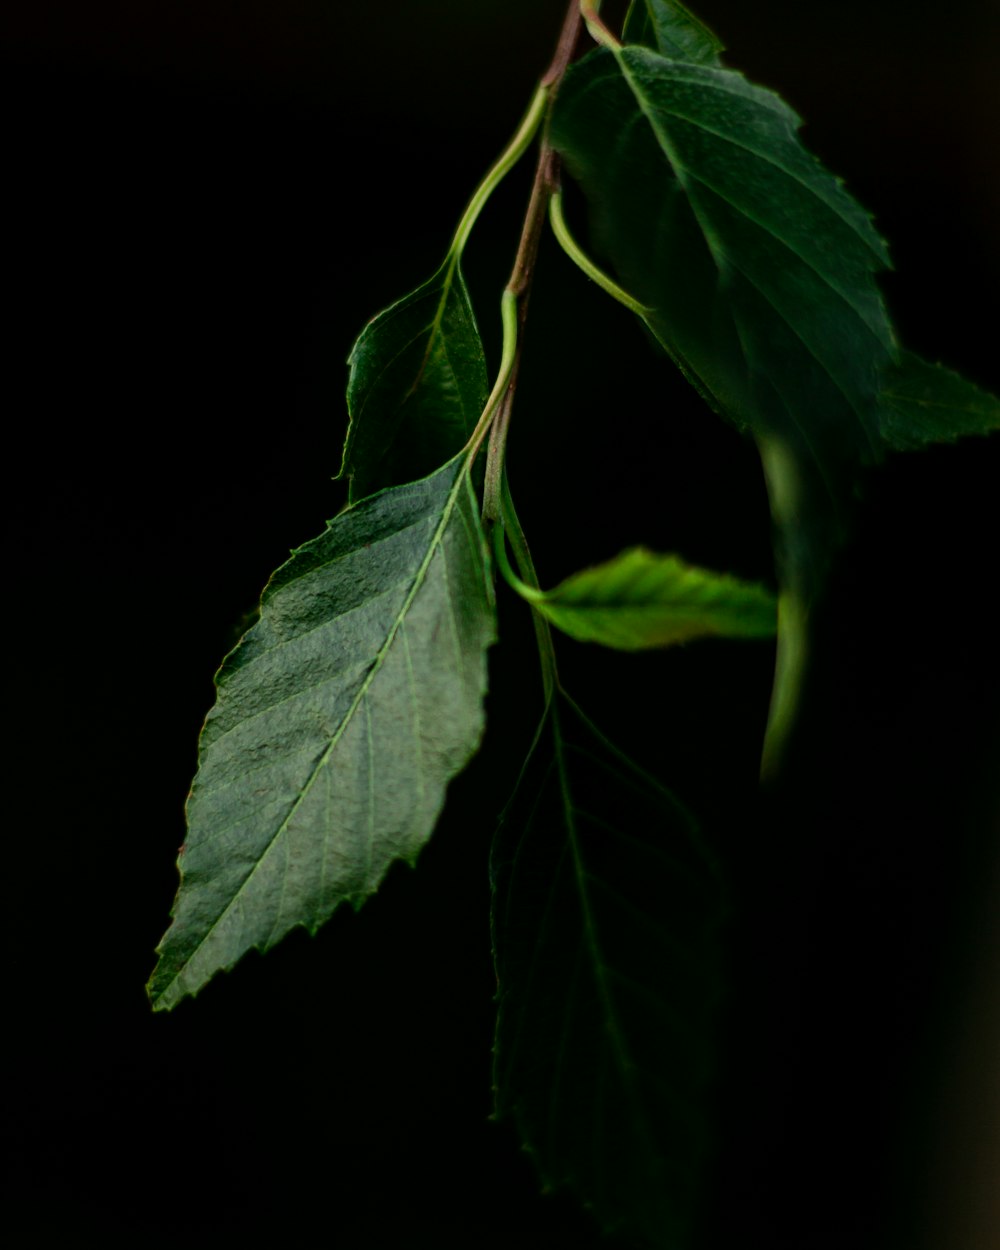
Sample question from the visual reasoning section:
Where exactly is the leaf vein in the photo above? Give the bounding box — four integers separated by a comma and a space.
156, 461, 472, 1000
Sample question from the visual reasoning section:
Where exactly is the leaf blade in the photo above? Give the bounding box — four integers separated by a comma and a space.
520, 547, 776, 649
340, 259, 489, 502
623, 0, 724, 64
552, 47, 894, 465
491, 695, 725, 1243
551, 46, 899, 765
149, 457, 495, 1010
878, 350, 1000, 450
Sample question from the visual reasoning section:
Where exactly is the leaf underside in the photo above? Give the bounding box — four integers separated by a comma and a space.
340, 259, 489, 503
491, 695, 725, 1244
526, 546, 777, 649
149, 458, 495, 1010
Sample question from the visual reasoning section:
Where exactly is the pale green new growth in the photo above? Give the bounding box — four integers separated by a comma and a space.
499, 542, 777, 650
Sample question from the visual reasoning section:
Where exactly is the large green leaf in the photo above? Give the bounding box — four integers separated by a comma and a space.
551, 45, 897, 766
510, 546, 776, 649
878, 350, 1000, 450
339, 259, 489, 502
491, 694, 725, 1244
149, 457, 495, 1010
552, 45, 895, 513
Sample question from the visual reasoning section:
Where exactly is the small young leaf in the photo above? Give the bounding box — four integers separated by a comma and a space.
340, 259, 489, 502
492, 694, 725, 1244
623, 0, 724, 65
878, 350, 1000, 450
511, 546, 776, 649
148, 457, 495, 1011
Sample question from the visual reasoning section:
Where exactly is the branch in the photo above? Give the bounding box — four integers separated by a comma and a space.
482, 1, 586, 521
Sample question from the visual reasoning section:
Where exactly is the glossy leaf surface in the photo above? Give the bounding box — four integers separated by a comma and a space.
516, 546, 776, 649
149, 458, 495, 1010
491, 695, 725, 1244
340, 260, 489, 502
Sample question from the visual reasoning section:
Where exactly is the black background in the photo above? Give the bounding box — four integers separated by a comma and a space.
5, 2, 998, 1246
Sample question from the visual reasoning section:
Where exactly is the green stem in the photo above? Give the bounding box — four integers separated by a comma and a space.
579, 0, 621, 48
491, 502, 540, 606
759, 590, 807, 783
549, 190, 652, 316
479, 0, 587, 701
496, 475, 558, 705
447, 84, 550, 263
466, 289, 518, 465
468, 2, 585, 493
758, 438, 808, 782
479, 115, 561, 520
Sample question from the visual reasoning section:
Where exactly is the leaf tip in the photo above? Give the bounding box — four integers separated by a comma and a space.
145, 969, 181, 1013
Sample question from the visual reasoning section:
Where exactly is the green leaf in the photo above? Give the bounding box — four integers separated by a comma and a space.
340, 258, 489, 502
552, 47, 895, 488
623, 0, 724, 65
878, 350, 1000, 450
148, 457, 495, 1011
551, 46, 898, 767
491, 694, 725, 1244
510, 546, 776, 649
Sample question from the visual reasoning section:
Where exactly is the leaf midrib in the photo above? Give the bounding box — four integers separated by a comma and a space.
352, 257, 473, 427
553, 703, 643, 1108
158, 460, 474, 999
615, 55, 886, 334
203, 580, 414, 757
573, 52, 868, 239
616, 82, 879, 477
621, 53, 872, 220
659, 135, 888, 346
407, 255, 464, 401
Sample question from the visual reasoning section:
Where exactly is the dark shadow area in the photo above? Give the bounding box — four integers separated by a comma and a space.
4, 3, 997, 1245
